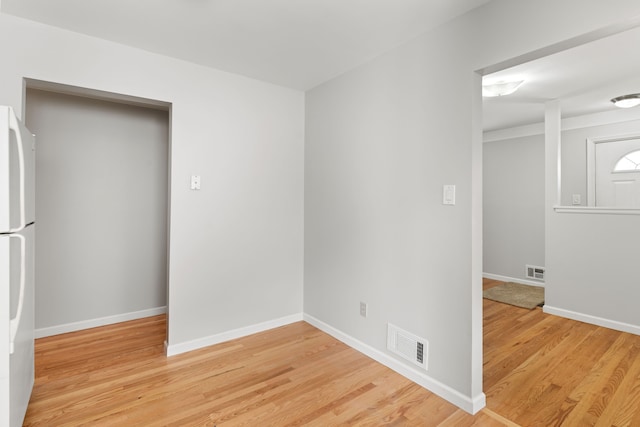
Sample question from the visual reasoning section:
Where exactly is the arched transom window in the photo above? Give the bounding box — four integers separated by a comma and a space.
614, 150, 640, 172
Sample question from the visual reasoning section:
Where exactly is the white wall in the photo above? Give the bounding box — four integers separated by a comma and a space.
26, 89, 169, 331
546, 213, 640, 331
0, 13, 304, 349
305, 0, 640, 413
483, 135, 545, 282
305, 27, 478, 401
546, 115, 640, 334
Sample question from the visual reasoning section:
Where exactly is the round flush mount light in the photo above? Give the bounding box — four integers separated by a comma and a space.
482, 80, 525, 97
611, 94, 640, 108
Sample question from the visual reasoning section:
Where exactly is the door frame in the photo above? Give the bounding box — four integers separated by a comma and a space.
23, 78, 173, 346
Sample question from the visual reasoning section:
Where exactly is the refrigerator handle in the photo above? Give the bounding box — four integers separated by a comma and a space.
7, 107, 27, 233
8, 233, 26, 355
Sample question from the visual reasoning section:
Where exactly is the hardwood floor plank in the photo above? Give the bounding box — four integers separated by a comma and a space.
556, 333, 639, 426
304, 370, 437, 426
524, 326, 623, 426
601, 345, 640, 427
206, 353, 372, 426
402, 392, 460, 424
341, 382, 425, 425
487, 319, 595, 419
439, 409, 507, 427
590, 339, 640, 426
484, 313, 564, 388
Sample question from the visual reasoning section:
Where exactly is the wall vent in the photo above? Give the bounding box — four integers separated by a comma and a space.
526, 264, 545, 281
387, 324, 428, 370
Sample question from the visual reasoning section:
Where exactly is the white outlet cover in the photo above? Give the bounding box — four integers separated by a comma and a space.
190, 175, 201, 190
360, 302, 367, 317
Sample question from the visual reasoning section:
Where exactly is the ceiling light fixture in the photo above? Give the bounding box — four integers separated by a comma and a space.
611, 94, 640, 108
482, 80, 525, 97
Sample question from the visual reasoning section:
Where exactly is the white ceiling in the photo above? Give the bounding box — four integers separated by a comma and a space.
5, 0, 638, 130
1, 0, 490, 91
483, 25, 640, 132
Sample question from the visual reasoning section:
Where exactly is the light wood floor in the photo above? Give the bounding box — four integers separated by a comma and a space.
23, 279, 640, 426
483, 278, 640, 426
24, 317, 500, 426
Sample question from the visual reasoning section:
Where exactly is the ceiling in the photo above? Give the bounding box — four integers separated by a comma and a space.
1, 0, 490, 91
5, 0, 639, 130
483, 25, 640, 132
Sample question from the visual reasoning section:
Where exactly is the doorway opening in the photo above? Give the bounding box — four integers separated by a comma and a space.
24, 80, 171, 345
477, 16, 640, 423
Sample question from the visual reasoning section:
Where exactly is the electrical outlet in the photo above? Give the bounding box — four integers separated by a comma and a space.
191, 175, 201, 190
360, 302, 367, 318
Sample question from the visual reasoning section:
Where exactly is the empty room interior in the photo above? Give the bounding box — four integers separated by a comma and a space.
2, 1, 640, 425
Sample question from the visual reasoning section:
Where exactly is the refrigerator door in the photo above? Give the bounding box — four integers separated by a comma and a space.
0, 106, 36, 233
0, 225, 35, 427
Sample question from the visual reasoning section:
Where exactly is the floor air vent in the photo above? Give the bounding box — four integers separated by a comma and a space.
526, 264, 545, 281
387, 324, 428, 370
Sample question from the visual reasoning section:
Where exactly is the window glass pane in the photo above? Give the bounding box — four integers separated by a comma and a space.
614, 150, 640, 171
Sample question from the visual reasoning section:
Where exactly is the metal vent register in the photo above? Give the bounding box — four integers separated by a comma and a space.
526, 264, 545, 281
387, 324, 428, 370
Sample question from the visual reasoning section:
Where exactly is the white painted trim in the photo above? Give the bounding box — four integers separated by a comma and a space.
470, 71, 484, 405
587, 137, 596, 206
483, 122, 544, 143
546, 101, 562, 208
483, 108, 640, 143
483, 272, 545, 287
564, 109, 640, 132
553, 206, 640, 215
35, 306, 167, 338
165, 313, 304, 357
303, 314, 486, 415
543, 305, 640, 336
25, 78, 171, 110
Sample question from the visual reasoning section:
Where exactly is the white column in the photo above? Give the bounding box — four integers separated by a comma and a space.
470, 71, 485, 412
544, 100, 561, 300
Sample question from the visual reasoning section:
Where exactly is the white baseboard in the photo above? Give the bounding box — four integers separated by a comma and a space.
165, 313, 304, 357
543, 305, 640, 336
35, 306, 167, 338
483, 272, 545, 288
303, 314, 486, 415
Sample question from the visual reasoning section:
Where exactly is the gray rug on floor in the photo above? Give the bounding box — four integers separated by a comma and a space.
483, 282, 545, 309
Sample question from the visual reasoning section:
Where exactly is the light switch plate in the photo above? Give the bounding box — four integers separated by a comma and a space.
443, 185, 455, 205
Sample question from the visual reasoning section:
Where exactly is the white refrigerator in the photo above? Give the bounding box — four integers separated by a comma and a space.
0, 106, 35, 427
